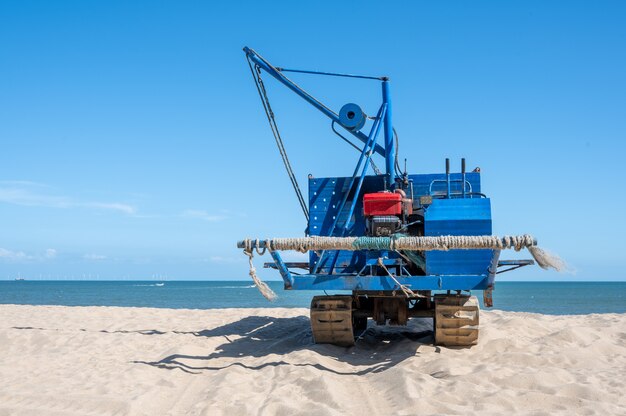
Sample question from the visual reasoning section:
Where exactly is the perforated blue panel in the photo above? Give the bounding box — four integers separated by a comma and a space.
308, 175, 385, 273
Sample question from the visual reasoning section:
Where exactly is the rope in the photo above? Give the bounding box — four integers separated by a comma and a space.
353, 236, 391, 250
240, 235, 566, 271
243, 239, 277, 301
246, 57, 309, 221
245, 235, 537, 251
376, 257, 424, 298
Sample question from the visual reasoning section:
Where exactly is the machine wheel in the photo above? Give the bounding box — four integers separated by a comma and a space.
434, 295, 480, 347
310, 295, 355, 347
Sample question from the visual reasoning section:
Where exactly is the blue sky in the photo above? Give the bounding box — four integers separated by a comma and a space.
1, 1, 625, 281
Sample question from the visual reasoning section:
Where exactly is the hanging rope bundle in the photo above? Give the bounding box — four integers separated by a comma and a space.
238, 235, 566, 272
242, 239, 278, 301
527, 246, 568, 273
376, 257, 425, 298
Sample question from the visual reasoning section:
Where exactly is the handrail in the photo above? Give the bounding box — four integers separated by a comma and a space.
428, 179, 473, 196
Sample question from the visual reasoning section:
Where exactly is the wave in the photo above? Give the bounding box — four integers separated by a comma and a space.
211, 285, 256, 289
132, 284, 166, 287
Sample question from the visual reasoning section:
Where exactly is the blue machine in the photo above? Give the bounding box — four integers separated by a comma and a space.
239, 47, 534, 346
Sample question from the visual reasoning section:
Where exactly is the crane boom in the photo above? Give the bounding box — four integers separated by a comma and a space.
243, 46, 396, 187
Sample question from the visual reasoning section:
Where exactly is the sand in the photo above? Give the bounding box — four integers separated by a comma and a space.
0, 305, 624, 416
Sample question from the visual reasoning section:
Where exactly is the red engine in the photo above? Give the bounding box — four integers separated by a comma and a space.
363, 192, 405, 236
363, 192, 402, 216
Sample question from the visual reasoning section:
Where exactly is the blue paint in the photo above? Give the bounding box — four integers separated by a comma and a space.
340, 104, 386, 235
424, 198, 494, 277
244, 48, 507, 294
244, 47, 386, 157
382, 79, 396, 188
290, 274, 492, 291
308, 175, 396, 274
338, 103, 367, 131
301, 170, 499, 291
270, 251, 293, 289
306, 173, 488, 277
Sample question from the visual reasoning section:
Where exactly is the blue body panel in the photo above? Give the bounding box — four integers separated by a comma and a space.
424, 198, 494, 276
297, 173, 498, 291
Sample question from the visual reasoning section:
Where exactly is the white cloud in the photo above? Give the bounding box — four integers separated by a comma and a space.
84, 253, 107, 260
0, 247, 59, 262
0, 248, 30, 261
0, 187, 70, 208
0, 182, 137, 215
182, 209, 227, 222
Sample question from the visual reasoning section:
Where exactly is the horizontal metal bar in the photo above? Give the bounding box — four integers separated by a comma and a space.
264, 262, 309, 269
496, 259, 535, 274
498, 260, 535, 266
429, 178, 472, 195
430, 192, 487, 199
275, 67, 384, 81
289, 274, 492, 291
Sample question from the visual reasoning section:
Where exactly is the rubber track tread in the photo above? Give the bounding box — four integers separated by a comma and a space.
434, 295, 480, 346
310, 295, 355, 347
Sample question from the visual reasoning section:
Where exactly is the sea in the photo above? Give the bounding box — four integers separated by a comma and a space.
0, 281, 624, 314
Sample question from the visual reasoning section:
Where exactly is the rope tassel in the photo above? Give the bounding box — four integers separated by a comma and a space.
527, 246, 567, 272
243, 239, 277, 301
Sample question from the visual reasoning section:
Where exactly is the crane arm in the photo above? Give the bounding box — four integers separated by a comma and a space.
243, 47, 386, 158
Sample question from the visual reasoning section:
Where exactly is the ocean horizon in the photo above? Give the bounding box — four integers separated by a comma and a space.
1, 280, 624, 315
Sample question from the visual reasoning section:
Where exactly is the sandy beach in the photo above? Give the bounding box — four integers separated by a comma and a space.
0, 305, 624, 415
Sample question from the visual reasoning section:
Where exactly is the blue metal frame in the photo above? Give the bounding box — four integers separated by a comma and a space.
339, 104, 387, 236
244, 47, 396, 185
291, 274, 494, 291
275, 67, 383, 81
268, 248, 497, 291
382, 80, 395, 188
284, 171, 497, 293
242, 47, 521, 296
307, 173, 485, 276
270, 251, 294, 289
311, 104, 387, 274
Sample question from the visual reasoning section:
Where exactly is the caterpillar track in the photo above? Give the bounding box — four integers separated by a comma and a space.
310, 294, 480, 347
310, 295, 356, 347
434, 295, 480, 346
